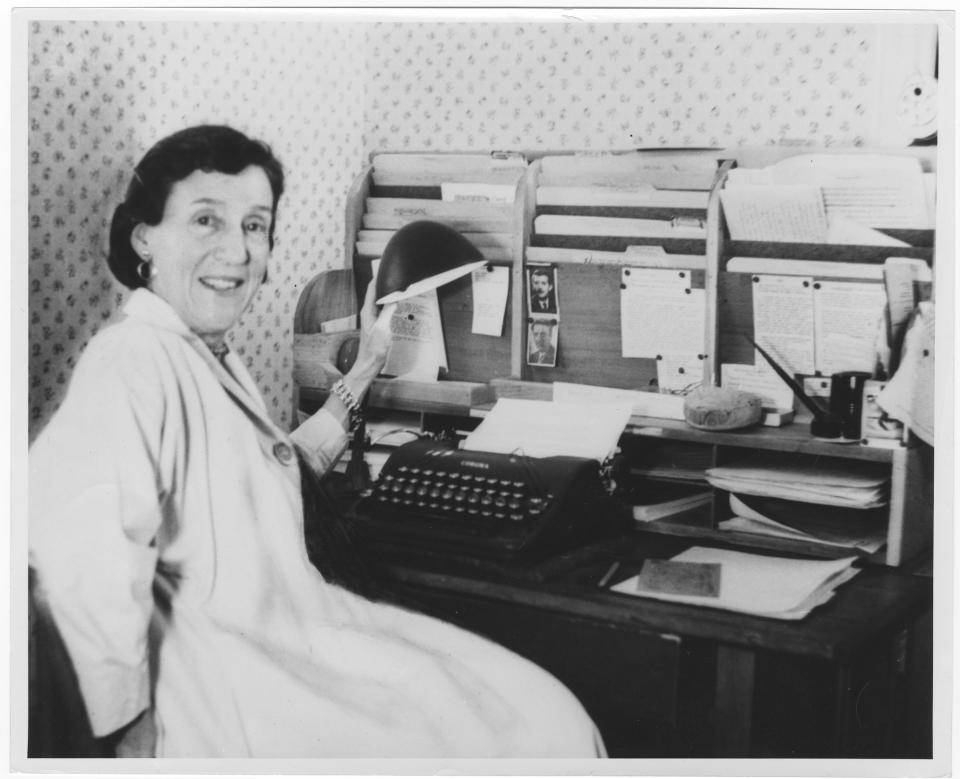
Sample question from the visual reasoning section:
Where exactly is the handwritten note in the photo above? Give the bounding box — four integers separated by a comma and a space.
813, 281, 886, 375
470, 265, 510, 336
726, 154, 931, 230
721, 363, 796, 410
382, 291, 446, 381
752, 275, 816, 375
621, 269, 705, 358
720, 185, 828, 243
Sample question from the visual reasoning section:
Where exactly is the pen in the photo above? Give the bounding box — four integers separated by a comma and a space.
598, 561, 620, 588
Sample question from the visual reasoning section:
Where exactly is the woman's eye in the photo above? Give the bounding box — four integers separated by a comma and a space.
194, 213, 218, 228
244, 220, 268, 234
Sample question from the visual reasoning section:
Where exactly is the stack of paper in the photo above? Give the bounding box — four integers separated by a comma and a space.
704, 456, 889, 509
719, 494, 886, 554
612, 546, 860, 620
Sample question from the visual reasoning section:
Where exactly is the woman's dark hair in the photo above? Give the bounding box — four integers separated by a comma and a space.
108, 125, 285, 289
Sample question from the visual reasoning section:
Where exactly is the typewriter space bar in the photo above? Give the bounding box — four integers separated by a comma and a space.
367, 506, 501, 537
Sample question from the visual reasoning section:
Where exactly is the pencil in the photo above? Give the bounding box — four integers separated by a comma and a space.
598, 561, 621, 588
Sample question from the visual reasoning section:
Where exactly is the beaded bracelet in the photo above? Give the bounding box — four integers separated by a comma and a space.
331, 378, 363, 430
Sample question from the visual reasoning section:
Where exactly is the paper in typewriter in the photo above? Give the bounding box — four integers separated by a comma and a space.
463, 398, 632, 461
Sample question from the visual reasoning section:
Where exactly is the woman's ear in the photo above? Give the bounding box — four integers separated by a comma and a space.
130, 224, 152, 259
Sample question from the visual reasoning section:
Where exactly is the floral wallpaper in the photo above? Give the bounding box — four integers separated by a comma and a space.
27, 19, 365, 439
28, 17, 882, 439
364, 22, 877, 151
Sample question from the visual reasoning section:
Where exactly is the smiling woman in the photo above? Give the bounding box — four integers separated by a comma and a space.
28, 125, 604, 759
131, 167, 274, 354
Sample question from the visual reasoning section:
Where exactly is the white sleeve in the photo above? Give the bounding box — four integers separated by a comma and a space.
29, 335, 165, 737
289, 408, 350, 476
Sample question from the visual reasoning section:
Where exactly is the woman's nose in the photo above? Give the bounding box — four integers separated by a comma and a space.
218, 224, 250, 264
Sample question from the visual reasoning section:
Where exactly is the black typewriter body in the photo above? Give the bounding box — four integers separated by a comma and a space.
355, 438, 620, 560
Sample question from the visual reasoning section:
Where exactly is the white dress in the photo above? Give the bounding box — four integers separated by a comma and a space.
29, 289, 604, 758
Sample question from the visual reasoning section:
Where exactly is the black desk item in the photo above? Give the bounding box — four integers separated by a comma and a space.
355, 438, 623, 559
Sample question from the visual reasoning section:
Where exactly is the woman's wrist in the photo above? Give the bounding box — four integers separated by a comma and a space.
342, 356, 381, 402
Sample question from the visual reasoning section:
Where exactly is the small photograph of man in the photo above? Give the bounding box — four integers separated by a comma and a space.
527, 319, 558, 367
527, 265, 558, 315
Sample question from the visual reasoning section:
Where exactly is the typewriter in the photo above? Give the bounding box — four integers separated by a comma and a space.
355, 438, 623, 560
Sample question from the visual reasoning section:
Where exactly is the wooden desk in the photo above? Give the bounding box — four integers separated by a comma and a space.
360, 534, 932, 758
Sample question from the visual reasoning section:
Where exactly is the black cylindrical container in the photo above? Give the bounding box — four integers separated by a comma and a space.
828, 371, 873, 440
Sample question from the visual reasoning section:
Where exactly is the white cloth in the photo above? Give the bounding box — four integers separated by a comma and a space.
29, 289, 603, 758
878, 301, 934, 446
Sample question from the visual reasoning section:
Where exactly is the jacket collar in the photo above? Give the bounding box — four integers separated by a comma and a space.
122, 289, 278, 434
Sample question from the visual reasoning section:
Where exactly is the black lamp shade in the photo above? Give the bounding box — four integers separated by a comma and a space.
375, 221, 484, 302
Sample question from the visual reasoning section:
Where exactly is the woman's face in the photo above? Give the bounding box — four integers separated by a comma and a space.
133, 165, 274, 348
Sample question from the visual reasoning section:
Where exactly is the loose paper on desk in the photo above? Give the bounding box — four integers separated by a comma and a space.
470, 265, 510, 336
878, 302, 934, 446
621, 269, 704, 359
611, 546, 859, 620
752, 275, 816, 376
813, 281, 887, 375
462, 398, 632, 461
720, 185, 828, 243
382, 291, 447, 381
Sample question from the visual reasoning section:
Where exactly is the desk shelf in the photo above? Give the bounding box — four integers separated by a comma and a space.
294, 145, 936, 570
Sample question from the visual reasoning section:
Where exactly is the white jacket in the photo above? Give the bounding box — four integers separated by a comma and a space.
29, 289, 602, 758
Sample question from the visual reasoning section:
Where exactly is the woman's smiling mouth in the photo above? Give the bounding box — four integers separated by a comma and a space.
199, 276, 244, 291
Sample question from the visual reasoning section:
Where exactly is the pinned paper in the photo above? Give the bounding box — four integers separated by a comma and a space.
620, 272, 705, 358
752, 275, 816, 376
622, 266, 692, 290
721, 363, 796, 411
656, 354, 703, 393
470, 265, 509, 336
813, 281, 887, 375
382, 291, 447, 381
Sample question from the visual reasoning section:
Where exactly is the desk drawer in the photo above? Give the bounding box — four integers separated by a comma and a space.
397, 584, 683, 756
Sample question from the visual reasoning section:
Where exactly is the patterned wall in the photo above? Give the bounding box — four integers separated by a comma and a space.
28, 18, 882, 439
27, 19, 365, 439
364, 22, 878, 151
